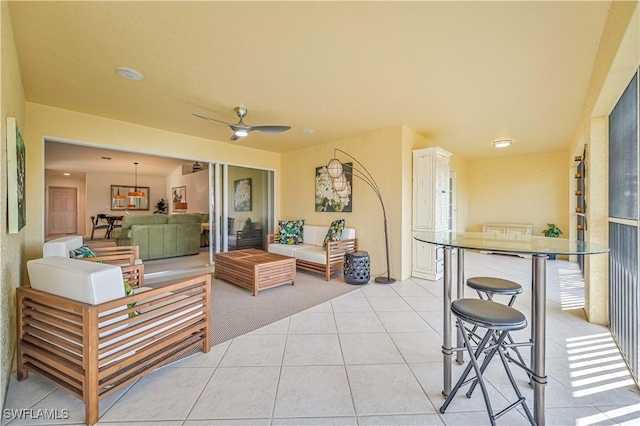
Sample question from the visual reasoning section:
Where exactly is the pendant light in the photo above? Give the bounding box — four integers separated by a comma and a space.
113, 187, 126, 200
128, 162, 145, 198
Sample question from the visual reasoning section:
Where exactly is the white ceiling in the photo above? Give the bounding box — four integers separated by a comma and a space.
44, 141, 197, 178
10, 1, 611, 160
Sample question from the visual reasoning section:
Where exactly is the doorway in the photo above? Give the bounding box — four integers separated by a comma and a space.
45, 141, 276, 276
47, 186, 78, 236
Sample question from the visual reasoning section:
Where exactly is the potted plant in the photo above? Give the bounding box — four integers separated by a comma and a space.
154, 198, 167, 214
541, 223, 562, 260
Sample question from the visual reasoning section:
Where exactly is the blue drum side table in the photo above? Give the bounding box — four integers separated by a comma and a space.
344, 251, 370, 285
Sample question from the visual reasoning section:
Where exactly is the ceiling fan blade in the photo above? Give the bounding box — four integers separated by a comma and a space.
249, 125, 292, 134
192, 113, 233, 126
195, 108, 291, 139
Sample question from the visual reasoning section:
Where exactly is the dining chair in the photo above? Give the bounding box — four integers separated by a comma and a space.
90, 214, 110, 239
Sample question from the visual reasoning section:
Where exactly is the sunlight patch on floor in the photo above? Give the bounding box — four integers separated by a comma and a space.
577, 403, 640, 425
566, 333, 637, 399
558, 266, 586, 310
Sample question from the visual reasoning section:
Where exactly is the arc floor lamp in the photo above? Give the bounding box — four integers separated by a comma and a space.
326, 148, 395, 284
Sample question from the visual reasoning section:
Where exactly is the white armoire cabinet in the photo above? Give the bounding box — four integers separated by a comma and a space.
412, 147, 452, 280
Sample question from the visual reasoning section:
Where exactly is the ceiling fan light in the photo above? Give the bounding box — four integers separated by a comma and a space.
493, 139, 512, 148
234, 129, 249, 137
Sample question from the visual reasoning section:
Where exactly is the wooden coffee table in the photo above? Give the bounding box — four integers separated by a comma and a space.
214, 249, 296, 296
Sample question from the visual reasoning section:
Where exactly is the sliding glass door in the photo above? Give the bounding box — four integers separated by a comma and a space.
223, 165, 275, 252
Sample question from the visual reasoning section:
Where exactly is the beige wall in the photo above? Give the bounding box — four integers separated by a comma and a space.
1, 0, 26, 409
402, 127, 425, 279
568, 1, 639, 324
167, 166, 210, 214
281, 127, 406, 280
449, 154, 469, 233
278, 124, 470, 281
23, 103, 281, 263
466, 152, 570, 236
87, 171, 167, 227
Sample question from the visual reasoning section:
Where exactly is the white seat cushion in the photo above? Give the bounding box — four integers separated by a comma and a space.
268, 243, 312, 257
342, 228, 356, 240
27, 256, 125, 304
303, 226, 328, 246
303, 225, 356, 247
43, 236, 83, 257
294, 246, 328, 264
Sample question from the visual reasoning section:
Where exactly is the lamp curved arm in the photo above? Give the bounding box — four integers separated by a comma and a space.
333, 148, 381, 195
339, 168, 383, 203
329, 148, 395, 283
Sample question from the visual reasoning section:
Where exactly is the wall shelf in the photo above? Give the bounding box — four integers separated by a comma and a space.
575, 146, 587, 273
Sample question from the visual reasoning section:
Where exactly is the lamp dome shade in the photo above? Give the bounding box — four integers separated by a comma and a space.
335, 187, 350, 199
327, 158, 343, 178
332, 174, 348, 191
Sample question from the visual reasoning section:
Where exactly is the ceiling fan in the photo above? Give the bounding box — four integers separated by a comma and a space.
193, 106, 291, 141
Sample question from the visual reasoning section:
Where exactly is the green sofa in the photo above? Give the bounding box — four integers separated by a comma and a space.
111, 214, 203, 260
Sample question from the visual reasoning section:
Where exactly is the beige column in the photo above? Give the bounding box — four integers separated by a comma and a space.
584, 116, 609, 325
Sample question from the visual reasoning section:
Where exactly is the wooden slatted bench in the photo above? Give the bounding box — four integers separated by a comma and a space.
18, 257, 211, 425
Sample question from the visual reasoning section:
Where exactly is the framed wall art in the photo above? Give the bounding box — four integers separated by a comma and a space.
233, 178, 252, 211
7, 117, 26, 233
315, 162, 352, 212
171, 186, 187, 212
111, 185, 150, 211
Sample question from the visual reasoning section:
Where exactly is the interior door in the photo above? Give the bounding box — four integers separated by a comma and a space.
48, 186, 77, 235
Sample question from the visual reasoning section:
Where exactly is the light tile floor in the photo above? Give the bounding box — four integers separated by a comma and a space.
4, 252, 640, 425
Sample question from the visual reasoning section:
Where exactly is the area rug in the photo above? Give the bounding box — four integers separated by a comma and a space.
148, 269, 363, 349
208, 270, 362, 345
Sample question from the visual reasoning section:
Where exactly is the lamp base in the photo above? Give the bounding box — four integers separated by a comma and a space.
375, 276, 396, 284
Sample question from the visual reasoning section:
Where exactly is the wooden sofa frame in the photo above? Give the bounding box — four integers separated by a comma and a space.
16, 273, 211, 425
231, 229, 264, 250
267, 234, 358, 281
83, 244, 140, 265
80, 245, 144, 286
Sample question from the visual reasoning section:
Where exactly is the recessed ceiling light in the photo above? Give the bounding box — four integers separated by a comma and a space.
493, 139, 512, 148
63, 173, 70, 176
115, 67, 143, 81
302, 128, 314, 135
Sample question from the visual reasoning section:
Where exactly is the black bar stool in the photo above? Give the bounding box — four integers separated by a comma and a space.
467, 277, 529, 374
467, 276, 522, 306
440, 299, 535, 425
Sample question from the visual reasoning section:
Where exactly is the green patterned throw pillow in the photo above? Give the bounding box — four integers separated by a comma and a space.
69, 245, 98, 259
123, 280, 137, 318
323, 219, 345, 250
278, 219, 304, 245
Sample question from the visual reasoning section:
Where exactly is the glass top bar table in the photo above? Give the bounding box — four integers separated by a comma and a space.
414, 231, 608, 425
